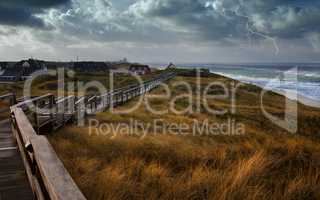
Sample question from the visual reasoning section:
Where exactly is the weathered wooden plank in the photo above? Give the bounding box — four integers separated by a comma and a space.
12, 124, 39, 200
0, 128, 11, 133
0, 120, 33, 200
0, 134, 13, 140
0, 186, 33, 200
0, 139, 15, 148
0, 153, 24, 170
31, 136, 86, 200
11, 107, 37, 149
32, 176, 45, 200
0, 148, 18, 159
0, 170, 27, 187
0, 120, 16, 153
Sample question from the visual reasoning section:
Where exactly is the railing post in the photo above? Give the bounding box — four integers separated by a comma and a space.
104, 95, 108, 109
120, 92, 123, 104
11, 93, 17, 105
116, 94, 120, 105
84, 96, 88, 115
73, 96, 76, 116
62, 100, 65, 124
89, 98, 92, 113
77, 97, 86, 126
96, 96, 100, 111
95, 96, 98, 111
49, 95, 55, 132
93, 96, 96, 112
10, 110, 17, 141
93, 96, 97, 113
102, 95, 105, 109
109, 94, 113, 110
71, 97, 77, 123
34, 100, 39, 134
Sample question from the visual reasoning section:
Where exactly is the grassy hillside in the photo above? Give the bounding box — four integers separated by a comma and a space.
49, 73, 320, 200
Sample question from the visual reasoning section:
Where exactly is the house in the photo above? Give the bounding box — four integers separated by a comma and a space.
166, 63, 176, 70
129, 64, 151, 75
0, 59, 47, 82
73, 62, 111, 72
19, 59, 47, 80
0, 62, 8, 76
45, 62, 72, 70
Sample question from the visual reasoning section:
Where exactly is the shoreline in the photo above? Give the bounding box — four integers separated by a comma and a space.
1, 68, 319, 108
211, 72, 320, 109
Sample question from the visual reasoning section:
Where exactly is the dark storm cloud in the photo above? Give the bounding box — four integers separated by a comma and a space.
1, 0, 320, 62
131, 0, 320, 41
0, 6, 46, 27
136, 0, 246, 40
45, 0, 181, 44
21, 0, 319, 45
2, 0, 320, 60
149, 0, 248, 41
0, 0, 70, 28
0, 0, 70, 8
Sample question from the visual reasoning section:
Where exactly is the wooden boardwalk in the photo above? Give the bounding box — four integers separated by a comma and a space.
0, 120, 33, 200
0, 72, 176, 200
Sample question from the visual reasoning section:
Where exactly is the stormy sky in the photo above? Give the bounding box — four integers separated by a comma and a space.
0, 0, 320, 63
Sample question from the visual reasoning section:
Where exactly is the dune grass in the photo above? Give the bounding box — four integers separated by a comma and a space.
49, 74, 320, 200
50, 126, 320, 200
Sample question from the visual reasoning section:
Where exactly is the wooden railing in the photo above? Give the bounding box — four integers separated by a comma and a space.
83, 72, 175, 115
9, 71, 176, 200
11, 107, 86, 200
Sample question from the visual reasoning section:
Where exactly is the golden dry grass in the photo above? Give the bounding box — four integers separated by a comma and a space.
50, 126, 320, 200
49, 74, 320, 200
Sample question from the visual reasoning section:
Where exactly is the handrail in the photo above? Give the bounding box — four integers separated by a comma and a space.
11, 106, 86, 200
31, 136, 86, 200
0, 93, 15, 100
75, 96, 85, 105
56, 96, 74, 105
12, 93, 54, 109
56, 96, 75, 113
11, 107, 35, 149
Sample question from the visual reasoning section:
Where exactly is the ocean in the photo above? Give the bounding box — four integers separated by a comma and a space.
152, 63, 320, 108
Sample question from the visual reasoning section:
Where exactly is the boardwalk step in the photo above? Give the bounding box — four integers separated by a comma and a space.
0, 139, 15, 148
0, 135, 12, 140
0, 148, 18, 159
0, 128, 11, 133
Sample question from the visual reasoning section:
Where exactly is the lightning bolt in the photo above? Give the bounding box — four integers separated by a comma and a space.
215, 1, 280, 55
233, 7, 280, 55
